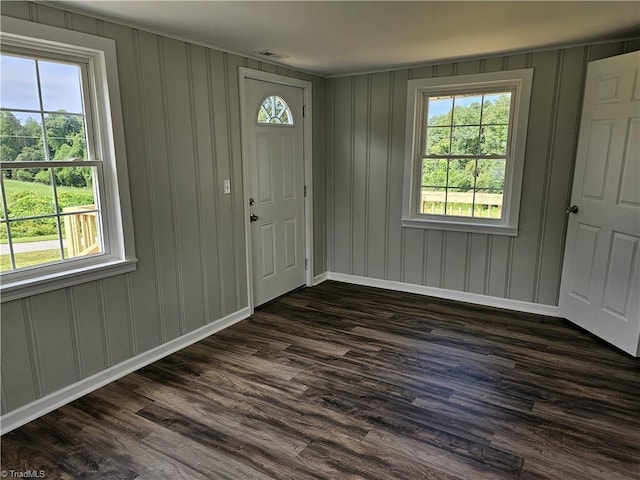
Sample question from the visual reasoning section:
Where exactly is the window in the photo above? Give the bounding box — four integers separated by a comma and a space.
0, 17, 136, 301
257, 95, 294, 125
402, 69, 533, 235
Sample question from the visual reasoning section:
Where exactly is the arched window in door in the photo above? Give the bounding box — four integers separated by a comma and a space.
257, 95, 294, 125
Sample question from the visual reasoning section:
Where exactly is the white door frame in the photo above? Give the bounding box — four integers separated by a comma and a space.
238, 67, 313, 313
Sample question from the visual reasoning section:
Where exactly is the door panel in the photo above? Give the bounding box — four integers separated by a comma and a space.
568, 223, 599, 301
602, 232, 638, 318
619, 118, 640, 206
246, 79, 305, 306
559, 51, 640, 356
260, 223, 276, 279
582, 120, 613, 199
256, 134, 273, 203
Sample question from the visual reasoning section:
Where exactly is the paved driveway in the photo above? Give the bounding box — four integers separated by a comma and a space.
0, 239, 63, 254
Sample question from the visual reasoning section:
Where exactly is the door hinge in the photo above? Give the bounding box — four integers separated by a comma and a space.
304, 185, 307, 197
303, 105, 307, 117
305, 258, 308, 270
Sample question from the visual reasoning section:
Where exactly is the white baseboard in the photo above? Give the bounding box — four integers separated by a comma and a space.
326, 272, 561, 317
0, 307, 252, 435
313, 272, 328, 285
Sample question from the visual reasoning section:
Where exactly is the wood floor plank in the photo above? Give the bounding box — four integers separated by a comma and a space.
2, 281, 638, 479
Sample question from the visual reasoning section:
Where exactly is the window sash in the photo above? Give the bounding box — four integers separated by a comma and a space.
0, 161, 109, 279
0, 48, 110, 279
1, 47, 98, 163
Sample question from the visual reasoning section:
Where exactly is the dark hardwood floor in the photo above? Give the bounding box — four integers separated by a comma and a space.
2, 281, 639, 479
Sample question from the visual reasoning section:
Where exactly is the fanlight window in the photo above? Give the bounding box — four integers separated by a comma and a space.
257, 95, 294, 125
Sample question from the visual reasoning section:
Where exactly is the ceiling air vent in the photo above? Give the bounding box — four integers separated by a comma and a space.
256, 49, 289, 60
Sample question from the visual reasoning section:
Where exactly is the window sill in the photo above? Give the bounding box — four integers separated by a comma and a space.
0, 258, 138, 303
401, 218, 518, 236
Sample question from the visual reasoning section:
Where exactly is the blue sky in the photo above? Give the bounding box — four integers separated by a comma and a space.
0, 54, 83, 116
428, 93, 510, 124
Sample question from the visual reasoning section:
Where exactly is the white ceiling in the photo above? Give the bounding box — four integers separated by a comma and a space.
49, 1, 640, 76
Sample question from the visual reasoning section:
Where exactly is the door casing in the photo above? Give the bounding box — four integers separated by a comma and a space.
239, 67, 313, 312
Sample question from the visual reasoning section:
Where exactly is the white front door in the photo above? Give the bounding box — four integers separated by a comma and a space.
245, 79, 306, 306
559, 51, 640, 356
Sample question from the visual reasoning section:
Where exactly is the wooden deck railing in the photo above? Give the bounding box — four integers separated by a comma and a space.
62, 205, 100, 257
421, 191, 503, 218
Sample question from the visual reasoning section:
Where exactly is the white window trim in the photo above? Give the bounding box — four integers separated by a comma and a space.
402, 69, 533, 236
0, 16, 136, 302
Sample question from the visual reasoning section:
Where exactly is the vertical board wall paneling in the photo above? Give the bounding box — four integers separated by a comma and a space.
161, 37, 202, 338
352, 75, 370, 276
332, 77, 354, 273
313, 75, 327, 274
189, 43, 223, 324
535, 47, 589, 305
28, 291, 76, 394
100, 276, 131, 366
208, 49, 236, 316
105, 21, 161, 355
0, 2, 326, 416
325, 79, 336, 273
0, 302, 37, 412
69, 283, 107, 378
135, 30, 179, 347
366, 72, 392, 280
326, 40, 636, 305
386, 69, 408, 282
519, 50, 561, 303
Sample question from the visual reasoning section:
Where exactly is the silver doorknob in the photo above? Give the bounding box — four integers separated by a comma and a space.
566, 205, 579, 214
250, 214, 259, 222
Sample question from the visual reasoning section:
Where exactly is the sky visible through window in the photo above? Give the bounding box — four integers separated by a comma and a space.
1, 54, 83, 113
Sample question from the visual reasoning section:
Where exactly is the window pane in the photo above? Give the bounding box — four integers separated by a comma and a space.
54, 167, 95, 204
475, 159, 506, 191
481, 92, 511, 125
452, 95, 482, 125
0, 222, 11, 272
421, 158, 448, 187
425, 127, 450, 154
480, 125, 509, 155
45, 113, 87, 160
39, 61, 84, 114
4, 168, 56, 218
0, 111, 45, 161
474, 189, 503, 219
56, 167, 101, 259
420, 187, 446, 215
446, 159, 476, 190
257, 95, 293, 125
446, 187, 475, 217
0, 54, 40, 110
60, 211, 102, 259
451, 127, 480, 155
427, 96, 453, 126
9, 218, 62, 269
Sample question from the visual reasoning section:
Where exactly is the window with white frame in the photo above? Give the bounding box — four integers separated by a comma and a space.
402, 69, 533, 235
257, 95, 294, 125
0, 17, 136, 301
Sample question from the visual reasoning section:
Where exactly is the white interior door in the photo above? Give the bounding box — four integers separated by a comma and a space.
246, 79, 306, 306
559, 51, 640, 356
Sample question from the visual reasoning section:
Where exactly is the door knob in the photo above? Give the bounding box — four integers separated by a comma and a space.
566, 205, 579, 214
250, 214, 259, 222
